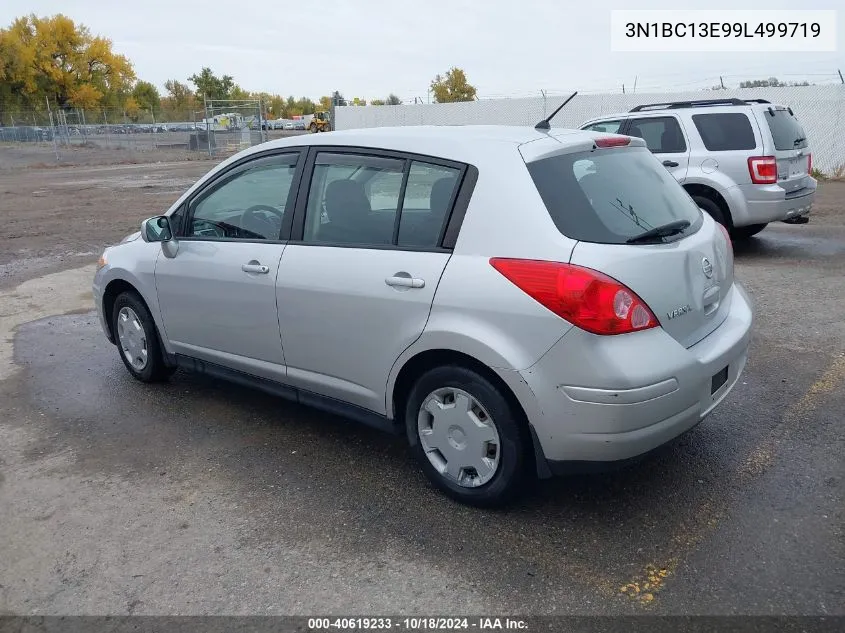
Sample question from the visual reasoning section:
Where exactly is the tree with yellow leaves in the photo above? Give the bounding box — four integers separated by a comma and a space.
0, 14, 136, 121
430, 67, 477, 103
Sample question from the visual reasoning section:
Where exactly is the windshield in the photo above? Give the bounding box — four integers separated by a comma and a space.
765, 108, 808, 150
526, 146, 703, 244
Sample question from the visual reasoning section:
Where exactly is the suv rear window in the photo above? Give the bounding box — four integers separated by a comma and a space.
764, 108, 808, 150
526, 146, 702, 244
692, 113, 756, 151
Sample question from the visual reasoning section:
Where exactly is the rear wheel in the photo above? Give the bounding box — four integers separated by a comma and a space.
112, 291, 174, 383
405, 365, 528, 506
692, 195, 728, 228
731, 223, 768, 240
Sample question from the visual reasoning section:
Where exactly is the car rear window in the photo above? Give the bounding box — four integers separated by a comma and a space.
764, 108, 808, 150
692, 113, 756, 151
526, 146, 702, 244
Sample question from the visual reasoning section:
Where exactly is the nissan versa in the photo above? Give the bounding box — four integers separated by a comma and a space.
93, 124, 753, 506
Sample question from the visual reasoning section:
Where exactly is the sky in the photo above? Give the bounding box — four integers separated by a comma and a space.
3, 0, 844, 101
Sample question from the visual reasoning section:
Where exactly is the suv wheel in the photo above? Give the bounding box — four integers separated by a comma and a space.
112, 291, 174, 383
731, 223, 768, 240
405, 365, 528, 506
692, 195, 727, 227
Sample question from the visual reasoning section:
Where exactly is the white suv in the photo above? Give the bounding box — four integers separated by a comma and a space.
580, 98, 816, 239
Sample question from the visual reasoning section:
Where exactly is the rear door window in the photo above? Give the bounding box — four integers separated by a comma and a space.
764, 108, 808, 150
691, 113, 757, 151
625, 117, 686, 153
526, 146, 702, 244
581, 120, 624, 134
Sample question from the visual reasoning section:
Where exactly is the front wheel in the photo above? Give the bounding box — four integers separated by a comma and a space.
731, 223, 768, 240
308, 124, 317, 133
112, 291, 174, 382
405, 365, 528, 506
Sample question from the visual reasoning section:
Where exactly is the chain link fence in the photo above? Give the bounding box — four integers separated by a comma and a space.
335, 85, 845, 176
0, 98, 305, 165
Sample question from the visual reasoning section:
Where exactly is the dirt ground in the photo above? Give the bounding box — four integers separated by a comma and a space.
0, 158, 215, 288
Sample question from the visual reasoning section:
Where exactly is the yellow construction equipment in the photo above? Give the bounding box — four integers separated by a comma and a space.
308, 111, 331, 133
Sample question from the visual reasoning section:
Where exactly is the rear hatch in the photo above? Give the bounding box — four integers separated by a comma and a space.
760, 106, 811, 193
525, 142, 733, 348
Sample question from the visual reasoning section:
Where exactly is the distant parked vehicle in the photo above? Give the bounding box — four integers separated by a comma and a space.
580, 98, 816, 238
0, 126, 53, 142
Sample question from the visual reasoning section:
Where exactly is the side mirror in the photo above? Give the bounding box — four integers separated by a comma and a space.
141, 216, 172, 243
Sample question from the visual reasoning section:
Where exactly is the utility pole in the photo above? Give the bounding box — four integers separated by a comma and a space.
839, 68, 844, 84
720, 76, 726, 89
633, 76, 638, 94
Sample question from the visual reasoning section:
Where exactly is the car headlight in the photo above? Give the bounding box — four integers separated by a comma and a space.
97, 253, 108, 270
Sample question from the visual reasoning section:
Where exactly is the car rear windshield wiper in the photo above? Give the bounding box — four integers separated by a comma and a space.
626, 219, 691, 244
793, 137, 806, 145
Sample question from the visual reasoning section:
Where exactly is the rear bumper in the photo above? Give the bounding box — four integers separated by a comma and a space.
496, 283, 752, 468
728, 179, 816, 226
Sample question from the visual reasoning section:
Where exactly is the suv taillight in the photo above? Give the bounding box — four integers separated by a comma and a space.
748, 156, 777, 184
490, 258, 658, 335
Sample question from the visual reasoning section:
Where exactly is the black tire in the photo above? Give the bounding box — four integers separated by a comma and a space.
111, 291, 174, 383
405, 365, 528, 507
692, 195, 728, 228
731, 223, 768, 240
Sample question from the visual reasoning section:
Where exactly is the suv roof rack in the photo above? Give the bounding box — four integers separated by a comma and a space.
629, 98, 771, 112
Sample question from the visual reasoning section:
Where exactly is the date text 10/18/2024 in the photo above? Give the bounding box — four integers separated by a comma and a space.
307, 617, 528, 630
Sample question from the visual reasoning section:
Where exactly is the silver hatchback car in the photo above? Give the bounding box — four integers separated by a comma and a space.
93, 126, 753, 505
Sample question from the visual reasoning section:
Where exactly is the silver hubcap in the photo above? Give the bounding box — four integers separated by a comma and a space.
417, 387, 501, 488
116, 307, 148, 371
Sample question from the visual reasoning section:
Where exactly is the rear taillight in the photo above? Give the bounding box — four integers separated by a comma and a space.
490, 258, 658, 336
807, 153, 812, 174
748, 156, 777, 184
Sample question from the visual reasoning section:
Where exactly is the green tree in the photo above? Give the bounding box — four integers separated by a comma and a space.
739, 76, 811, 88
295, 97, 316, 114
188, 67, 235, 101
163, 79, 193, 107
331, 90, 347, 106
132, 80, 160, 112
351, 97, 367, 106
229, 84, 252, 100
430, 67, 476, 103
370, 99, 386, 106
386, 93, 402, 105
318, 95, 332, 111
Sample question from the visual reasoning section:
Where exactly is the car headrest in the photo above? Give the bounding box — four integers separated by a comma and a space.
429, 177, 457, 214
324, 179, 370, 223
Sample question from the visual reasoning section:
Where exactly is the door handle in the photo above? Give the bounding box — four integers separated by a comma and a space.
242, 261, 269, 274
385, 275, 425, 289
662, 160, 680, 167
